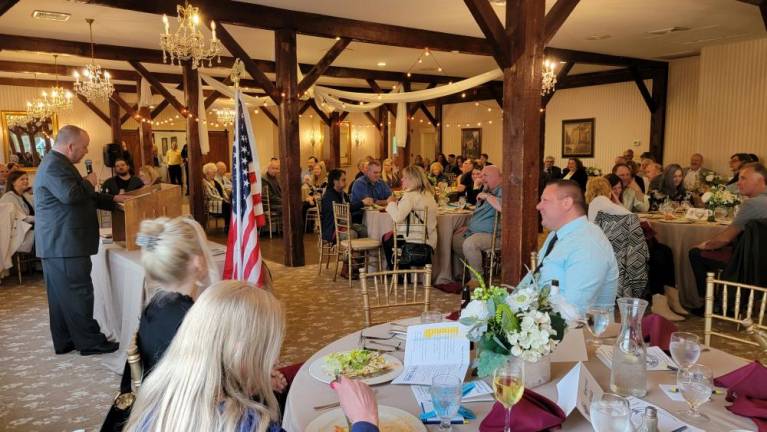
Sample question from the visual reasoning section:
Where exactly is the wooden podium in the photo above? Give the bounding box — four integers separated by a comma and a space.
112, 184, 183, 250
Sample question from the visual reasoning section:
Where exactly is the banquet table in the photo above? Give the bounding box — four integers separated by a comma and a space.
282, 317, 756, 432
363, 208, 472, 285
642, 217, 728, 310
91, 230, 226, 373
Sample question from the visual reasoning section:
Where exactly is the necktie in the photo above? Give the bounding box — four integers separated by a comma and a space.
534, 233, 558, 273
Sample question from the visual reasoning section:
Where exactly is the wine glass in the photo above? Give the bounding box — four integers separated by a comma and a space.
589, 393, 631, 432
676, 364, 713, 421
493, 357, 525, 432
669, 332, 701, 371
585, 306, 613, 346
430, 374, 462, 431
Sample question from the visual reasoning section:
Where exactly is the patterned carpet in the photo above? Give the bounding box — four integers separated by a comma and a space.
0, 254, 759, 431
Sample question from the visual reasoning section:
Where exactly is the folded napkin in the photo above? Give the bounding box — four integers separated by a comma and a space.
434, 282, 463, 294
715, 361, 767, 402
479, 388, 565, 432
446, 309, 460, 321
641, 313, 678, 351
727, 396, 767, 432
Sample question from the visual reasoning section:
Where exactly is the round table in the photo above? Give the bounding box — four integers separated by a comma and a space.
644, 218, 728, 310
363, 208, 472, 285
282, 317, 753, 432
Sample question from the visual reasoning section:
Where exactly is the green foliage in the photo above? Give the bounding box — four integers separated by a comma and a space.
474, 350, 509, 378
550, 312, 567, 341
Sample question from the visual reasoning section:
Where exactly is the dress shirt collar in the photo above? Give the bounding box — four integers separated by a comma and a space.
554, 215, 588, 239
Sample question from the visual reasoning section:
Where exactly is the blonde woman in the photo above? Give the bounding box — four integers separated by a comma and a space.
125, 281, 380, 432
585, 176, 630, 223
381, 158, 401, 189
383, 165, 438, 269
427, 161, 448, 186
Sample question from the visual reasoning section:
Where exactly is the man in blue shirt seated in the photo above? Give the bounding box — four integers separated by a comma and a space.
521, 179, 619, 317
350, 159, 391, 224
452, 165, 502, 288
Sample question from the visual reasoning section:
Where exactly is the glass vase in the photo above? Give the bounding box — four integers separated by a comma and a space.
609, 297, 648, 397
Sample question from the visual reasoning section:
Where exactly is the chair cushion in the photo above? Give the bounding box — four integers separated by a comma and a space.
340, 238, 381, 250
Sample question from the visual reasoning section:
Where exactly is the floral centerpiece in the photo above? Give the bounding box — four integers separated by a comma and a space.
458, 266, 569, 379
701, 184, 740, 209
696, 172, 724, 194
586, 166, 602, 177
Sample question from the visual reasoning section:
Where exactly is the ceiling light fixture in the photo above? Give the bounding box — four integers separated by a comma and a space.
73, 18, 114, 102
161, 3, 223, 68
377, 61, 386, 67
32, 10, 71, 22
41, 54, 73, 113
586, 34, 611, 41
541, 58, 557, 96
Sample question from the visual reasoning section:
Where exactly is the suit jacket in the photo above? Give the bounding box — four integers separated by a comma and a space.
541, 166, 562, 187
33, 150, 115, 258
562, 167, 588, 191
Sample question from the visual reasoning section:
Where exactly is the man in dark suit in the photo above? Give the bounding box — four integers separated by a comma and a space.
34, 125, 127, 355
541, 155, 562, 185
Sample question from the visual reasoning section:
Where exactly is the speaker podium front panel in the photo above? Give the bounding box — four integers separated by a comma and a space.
112, 184, 182, 250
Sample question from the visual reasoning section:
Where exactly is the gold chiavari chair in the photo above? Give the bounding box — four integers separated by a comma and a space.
360, 265, 432, 327
332, 202, 383, 288
461, 211, 501, 285
392, 208, 429, 271
261, 186, 282, 239
315, 198, 337, 274
704, 271, 767, 350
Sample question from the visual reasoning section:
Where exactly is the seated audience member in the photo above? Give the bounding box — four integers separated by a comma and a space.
427, 161, 449, 186
640, 151, 655, 161
1, 170, 35, 252
648, 163, 701, 210
520, 180, 619, 316
262, 158, 282, 215
447, 154, 460, 175
138, 165, 161, 186
542, 155, 562, 184
0, 163, 7, 194
455, 159, 477, 203
202, 163, 231, 231
452, 165, 502, 288
689, 163, 767, 310
436, 153, 448, 169
561, 157, 588, 191
585, 176, 630, 222
479, 153, 492, 167
646, 162, 663, 191
102, 159, 144, 196
301, 156, 318, 181
215, 161, 232, 192
623, 148, 639, 176
454, 155, 465, 172
124, 279, 379, 432
614, 156, 628, 166
301, 165, 325, 233
413, 154, 425, 169
683, 153, 714, 191
348, 158, 369, 193
638, 158, 653, 191
612, 163, 649, 212
382, 166, 438, 269
321, 169, 367, 243
381, 158, 401, 189
726, 153, 752, 193
350, 159, 392, 224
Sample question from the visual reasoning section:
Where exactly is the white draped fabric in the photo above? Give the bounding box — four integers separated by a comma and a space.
138, 78, 153, 108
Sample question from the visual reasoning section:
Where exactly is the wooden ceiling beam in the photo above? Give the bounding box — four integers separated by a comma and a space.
308, 99, 331, 126
110, 91, 138, 120
543, 0, 580, 43
629, 65, 656, 112
83, 0, 492, 56
418, 103, 438, 126
545, 47, 666, 69
76, 94, 110, 126
129, 60, 188, 115
366, 79, 398, 118
0, 76, 135, 93
463, 0, 511, 68
260, 107, 279, 126
364, 111, 381, 131
297, 37, 351, 96
0, 0, 19, 17
215, 24, 280, 103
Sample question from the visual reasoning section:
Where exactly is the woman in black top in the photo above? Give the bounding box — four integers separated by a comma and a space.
561, 157, 588, 191
648, 163, 702, 210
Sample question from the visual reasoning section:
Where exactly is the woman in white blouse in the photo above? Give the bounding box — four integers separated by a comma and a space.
0, 170, 35, 252
382, 165, 438, 269
585, 175, 630, 222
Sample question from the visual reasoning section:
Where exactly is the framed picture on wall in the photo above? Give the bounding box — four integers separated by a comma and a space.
461, 128, 482, 160
562, 118, 595, 158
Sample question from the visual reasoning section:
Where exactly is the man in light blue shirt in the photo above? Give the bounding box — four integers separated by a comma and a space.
350, 159, 391, 224
520, 180, 619, 316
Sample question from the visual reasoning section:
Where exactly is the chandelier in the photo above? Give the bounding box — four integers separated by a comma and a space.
42, 55, 73, 112
213, 107, 235, 126
27, 98, 53, 121
161, 3, 222, 69
73, 19, 114, 102
7, 113, 32, 128
541, 58, 557, 96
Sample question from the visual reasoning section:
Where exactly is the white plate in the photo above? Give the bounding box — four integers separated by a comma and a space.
308, 351, 404, 385
305, 405, 427, 432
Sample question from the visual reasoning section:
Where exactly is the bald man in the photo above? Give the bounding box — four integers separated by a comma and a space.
683, 153, 714, 191
35, 125, 127, 355
452, 165, 502, 287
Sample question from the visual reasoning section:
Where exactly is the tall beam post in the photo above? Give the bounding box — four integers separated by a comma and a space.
649, 65, 668, 163
136, 78, 153, 169
502, 0, 545, 284
275, 29, 305, 267
329, 111, 341, 170
109, 97, 121, 144
435, 102, 443, 156
182, 61, 205, 225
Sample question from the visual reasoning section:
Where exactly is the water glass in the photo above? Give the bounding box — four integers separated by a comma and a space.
430, 374, 462, 431
493, 357, 525, 432
669, 332, 701, 370
586, 306, 613, 345
589, 393, 631, 432
420, 311, 443, 324
458, 196, 467, 209
676, 364, 713, 421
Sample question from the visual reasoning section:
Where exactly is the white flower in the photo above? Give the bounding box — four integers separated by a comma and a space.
701, 191, 712, 203
507, 287, 538, 313
460, 300, 490, 322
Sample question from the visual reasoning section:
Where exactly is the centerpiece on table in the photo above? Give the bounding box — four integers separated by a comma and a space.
458, 266, 571, 387
701, 184, 741, 221
586, 166, 602, 177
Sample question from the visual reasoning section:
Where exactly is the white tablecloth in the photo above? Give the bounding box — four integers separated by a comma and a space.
91, 232, 226, 373
282, 318, 755, 432
363, 209, 471, 285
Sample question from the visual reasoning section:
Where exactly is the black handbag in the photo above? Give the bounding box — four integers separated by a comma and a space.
397, 211, 432, 267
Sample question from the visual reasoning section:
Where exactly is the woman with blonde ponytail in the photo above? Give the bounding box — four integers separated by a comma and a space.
125, 281, 381, 432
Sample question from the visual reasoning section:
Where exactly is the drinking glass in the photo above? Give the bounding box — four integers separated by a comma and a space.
420, 311, 443, 324
458, 196, 467, 209
493, 357, 525, 432
676, 364, 713, 421
589, 393, 631, 432
585, 306, 613, 346
669, 332, 701, 370
430, 374, 462, 431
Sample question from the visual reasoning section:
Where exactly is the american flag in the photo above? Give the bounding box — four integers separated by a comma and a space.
223, 90, 266, 286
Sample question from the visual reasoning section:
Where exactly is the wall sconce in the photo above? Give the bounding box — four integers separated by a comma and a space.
352, 129, 365, 148
307, 127, 323, 152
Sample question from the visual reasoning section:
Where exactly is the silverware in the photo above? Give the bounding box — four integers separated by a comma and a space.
313, 401, 340, 411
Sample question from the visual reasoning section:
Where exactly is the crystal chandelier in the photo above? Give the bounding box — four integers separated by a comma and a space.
73, 19, 114, 102
27, 98, 53, 120
7, 113, 32, 128
541, 58, 557, 96
213, 107, 235, 126
42, 55, 73, 112
161, 3, 222, 69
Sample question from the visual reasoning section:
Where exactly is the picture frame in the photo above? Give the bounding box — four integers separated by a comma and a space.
461, 128, 482, 160
1, 111, 58, 170
339, 121, 352, 167
561, 118, 595, 158
152, 131, 186, 160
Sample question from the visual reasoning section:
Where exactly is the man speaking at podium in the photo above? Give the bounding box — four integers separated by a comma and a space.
34, 125, 127, 356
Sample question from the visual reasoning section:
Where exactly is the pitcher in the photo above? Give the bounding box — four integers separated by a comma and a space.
609, 297, 648, 397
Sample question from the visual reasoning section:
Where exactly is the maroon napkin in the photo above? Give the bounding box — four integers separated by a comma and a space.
277, 362, 304, 385
641, 313, 678, 351
446, 310, 460, 321
728, 396, 767, 432
434, 281, 463, 294
715, 361, 767, 402
479, 388, 566, 432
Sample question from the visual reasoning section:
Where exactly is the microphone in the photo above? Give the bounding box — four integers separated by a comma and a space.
85, 159, 93, 174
